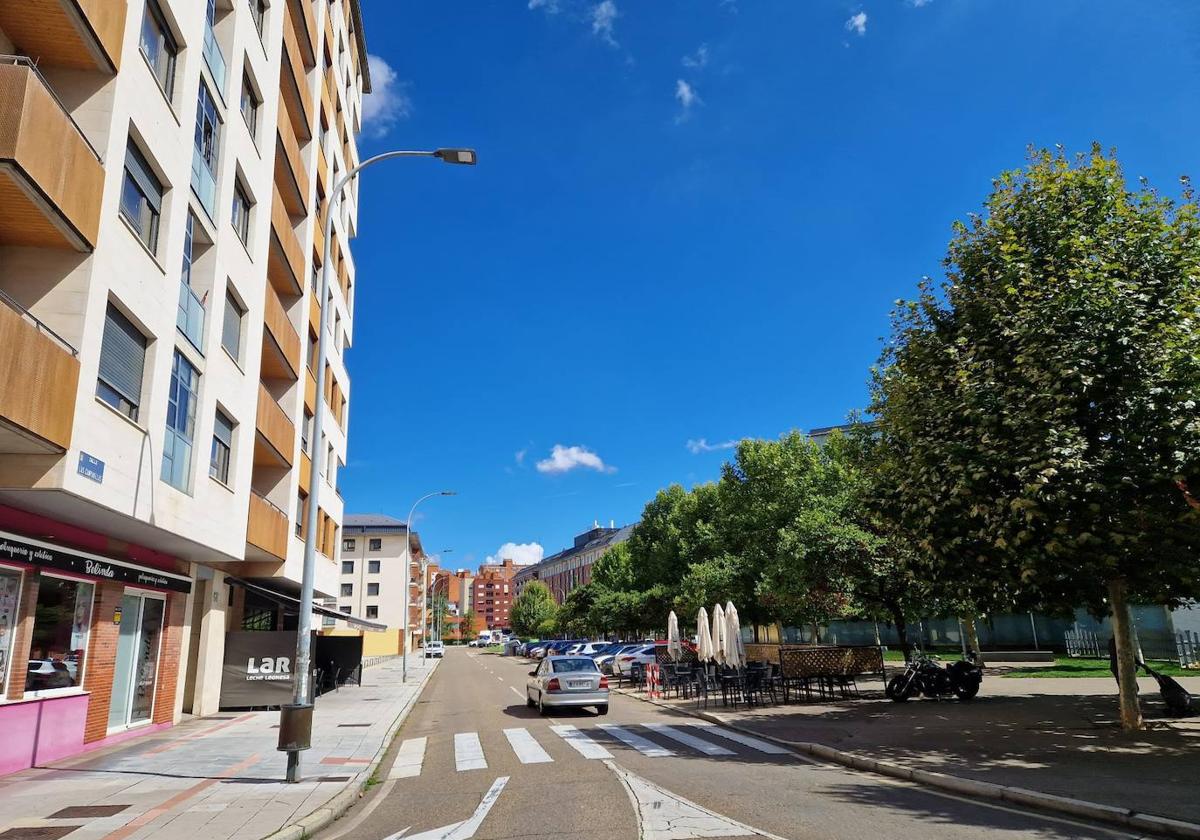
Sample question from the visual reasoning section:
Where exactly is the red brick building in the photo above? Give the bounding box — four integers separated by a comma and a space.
473, 559, 517, 631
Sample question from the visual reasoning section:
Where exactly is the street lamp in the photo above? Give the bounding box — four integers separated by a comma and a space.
285, 148, 475, 784
402, 491, 455, 684
424, 548, 452, 648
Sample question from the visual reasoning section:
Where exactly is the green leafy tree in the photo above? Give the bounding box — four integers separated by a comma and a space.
460, 609, 478, 641
510, 581, 559, 638
556, 583, 599, 637
873, 146, 1200, 729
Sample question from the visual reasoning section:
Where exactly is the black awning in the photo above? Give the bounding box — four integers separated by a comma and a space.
228, 576, 387, 632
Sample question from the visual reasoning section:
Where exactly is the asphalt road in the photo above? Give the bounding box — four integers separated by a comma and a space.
320, 648, 1139, 840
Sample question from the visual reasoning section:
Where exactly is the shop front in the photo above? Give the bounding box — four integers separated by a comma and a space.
0, 529, 191, 775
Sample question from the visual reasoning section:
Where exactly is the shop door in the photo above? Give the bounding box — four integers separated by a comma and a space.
108, 594, 165, 729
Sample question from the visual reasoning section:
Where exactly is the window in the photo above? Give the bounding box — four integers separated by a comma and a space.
220, 291, 244, 363
97, 304, 147, 420
338, 606, 351, 615
232, 182, 252, 245
367, 583, 379, 597
195, 83, 221, 175
341, 561, 354, 574
368, 560, 380, 574
140, 0, 177, 97
295, 494, 305, 536
25, 576, 94, 694
307, 329, 319, 371
369, 538, 382, 552
366, 605, 378, 619
240, 74, 260, 138
301, 409, 313, 451
0, 569, 20, 696
326, 443, 335, 486
343, 538, 356, 552
210, 409, 234, 484
121, 141, 163, 250
340, 583, 353, 597
250, 0, 268, 37
162, 350, 199, 491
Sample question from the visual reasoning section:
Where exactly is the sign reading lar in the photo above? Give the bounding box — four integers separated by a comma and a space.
0, 533, 191, 594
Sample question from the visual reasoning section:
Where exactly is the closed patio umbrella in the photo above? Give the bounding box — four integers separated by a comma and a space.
667, 611, 682, 661
697, 607, 713, 662
725, 601, 746, 669
711, 603, 727, 665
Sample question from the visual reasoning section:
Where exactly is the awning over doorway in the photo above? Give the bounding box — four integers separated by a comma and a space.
227, 576, 387, 632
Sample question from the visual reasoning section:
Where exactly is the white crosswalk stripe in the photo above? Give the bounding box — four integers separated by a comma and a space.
388, 737, 428, 779
550, 724, 613, 759
640, 723, 734, 756
689, 722, 793, 755
596, 724, 675, 757
455, 732, 488, 771
503, 728, 553, 764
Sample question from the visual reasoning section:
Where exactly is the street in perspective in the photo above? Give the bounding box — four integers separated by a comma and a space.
0, 2, 1197, 840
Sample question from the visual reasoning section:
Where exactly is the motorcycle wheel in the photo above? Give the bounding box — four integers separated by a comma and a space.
954, 681, 981, 701
887, 675, 914, 702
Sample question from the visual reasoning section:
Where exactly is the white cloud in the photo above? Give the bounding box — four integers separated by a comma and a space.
686, 437, 739, 454
682, 43, 709, 69
536, 444, 617, 474
674, 79, 702, 123
361, 54, 412, 138
486, 542, 545, 566
515, 449, 527, 466
907, 0, 933, 6
591, 0, 619, 47
845, 11, 868, 36
528, 0, 560, 10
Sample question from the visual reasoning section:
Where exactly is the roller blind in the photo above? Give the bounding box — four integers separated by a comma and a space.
124, 143, 163, 213
213, 410, 233, 447
98, 304, 147, 408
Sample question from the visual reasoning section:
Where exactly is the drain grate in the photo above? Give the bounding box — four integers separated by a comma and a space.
49, 805, 129, 819
0, 828, 84, 840
337, 723, 371, 728
205, 715, 238, 720
315, 775, 351, 782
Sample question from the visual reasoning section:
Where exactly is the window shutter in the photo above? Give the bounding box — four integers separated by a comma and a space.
222, 292, 242, 354
124, 144, 163, 213
214, 410, 234, 447
99, 304, 147, 407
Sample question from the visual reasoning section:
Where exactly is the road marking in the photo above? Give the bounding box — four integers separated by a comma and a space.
454, 732, 487, 771
502, 728, 553, 764
641, 723, 734, 756
690, 722, 794, 755
496, 676, 503, 682
389, 776, 510, 840
388, 737, 427, 779
550, 724, 613, 759
509, 686, 523, 699
596, 724, 675, 757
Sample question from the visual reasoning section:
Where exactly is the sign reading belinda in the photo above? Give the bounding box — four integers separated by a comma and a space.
0, 531, 191, 594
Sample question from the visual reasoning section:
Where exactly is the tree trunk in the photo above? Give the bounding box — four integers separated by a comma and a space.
774, 621, 786, 645
811, 622, 821, 646
1108, 578, 1145, 732
886, 600, 912, 662
962, 616, 984, 666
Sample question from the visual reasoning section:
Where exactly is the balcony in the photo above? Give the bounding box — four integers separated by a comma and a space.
299, 450, 311, 494
202, 20, 227, 100
274, 109, 309, 218
261, 285, 300, 382
190, 146, 218, 222
0, 1, 125, 73
176, 282, 205, 353
247, 491, 289, 561
0, 291, 79, 453
254, 384, 295, 468
268, 188, 304, 296
286, 0, 317, 69
0, 59, 103, 251
280, 25, 313, 142
308, 291, 321, 336
304, 368, 316, 412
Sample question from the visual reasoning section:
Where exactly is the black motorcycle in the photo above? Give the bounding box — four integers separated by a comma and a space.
886, 650, 983, 702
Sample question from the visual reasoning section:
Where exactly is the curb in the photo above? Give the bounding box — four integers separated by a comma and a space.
615, 688, 1200, 839
262, 659, 441, 840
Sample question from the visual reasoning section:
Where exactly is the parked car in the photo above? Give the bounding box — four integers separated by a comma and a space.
611, 644, 657, 678
592, 643, 635, 673
424, 641, 445, 658
526, 655, 609, 715
528, 643, 549, 659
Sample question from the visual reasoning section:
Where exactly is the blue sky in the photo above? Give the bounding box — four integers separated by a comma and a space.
344, 0, 1199, 571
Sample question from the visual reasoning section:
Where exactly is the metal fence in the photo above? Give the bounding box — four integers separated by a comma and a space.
1178, 631, 1199, 669
1065, 626, 1200, 668
1065, 628, 1103, 659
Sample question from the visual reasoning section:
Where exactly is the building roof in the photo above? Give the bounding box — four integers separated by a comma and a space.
343, 514, 409, 533
516, 523, 636, 580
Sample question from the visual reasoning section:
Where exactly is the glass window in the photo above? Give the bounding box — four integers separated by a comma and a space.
338, 606, 351, 615
343, 538, 356, 552
232, 183, 252, 245
97, 304, 147, 420
367, 583, 379, 596
240, 74, 260, 138
0, 569, 20, 696
366, 605, 378, 619
341, 561, 354, 574
368, 560, 380, 574
195, 83, 221, 173
210, 409, 233, 484
250, 0, 268, 35
25, 576, 94, 693
295, 494, 305, 536
140, 0, 177, 97
340, 583, 353, 597
121, 141, 163, 250
369, 538, 382, 552
301, 409, 313, 451
162, 350, 199, 491
221, 290, 244, 360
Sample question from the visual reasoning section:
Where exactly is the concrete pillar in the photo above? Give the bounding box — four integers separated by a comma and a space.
189, 570, 229, 717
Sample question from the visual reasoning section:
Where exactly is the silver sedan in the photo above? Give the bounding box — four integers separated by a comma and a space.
526, 655, 609, 715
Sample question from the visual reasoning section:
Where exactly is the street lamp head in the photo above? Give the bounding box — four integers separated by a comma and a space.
433, 148, 477, 166
440, 490, 457, 496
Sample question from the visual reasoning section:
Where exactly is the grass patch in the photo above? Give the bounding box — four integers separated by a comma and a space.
1002, 657, 1191, 678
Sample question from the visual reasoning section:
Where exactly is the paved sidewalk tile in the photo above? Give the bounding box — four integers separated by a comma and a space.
0, 657, 438, 840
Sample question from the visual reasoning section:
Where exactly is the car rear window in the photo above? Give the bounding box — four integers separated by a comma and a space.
552, 658, 599, 673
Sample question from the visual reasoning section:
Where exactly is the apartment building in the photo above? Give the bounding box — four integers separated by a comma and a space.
473, 558, 517, 632
513, 522, 633, 603
0, 0, 370, 774
337, 515, 428, 646
429, 568, 473, 640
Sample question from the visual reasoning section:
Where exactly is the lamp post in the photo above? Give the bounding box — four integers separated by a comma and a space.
284, 148, 475, 784
401, 491, 455, 684
425, 548, 452, 646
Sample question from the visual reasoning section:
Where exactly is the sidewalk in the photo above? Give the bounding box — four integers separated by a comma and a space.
0, 656, 439, 840
625, 668, 1200, 828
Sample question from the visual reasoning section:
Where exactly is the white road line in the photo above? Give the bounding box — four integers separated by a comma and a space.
690, 723, 794, 755
454, 732, 488, 771
550, 724, 613, 759
497, 676, 504, 682
388, 737, 428, 779
398, 776, 510, 840
503, 728, 554, 764
596, 724, 675, 758
640, 723, 734, 756
509, 686, 523, 699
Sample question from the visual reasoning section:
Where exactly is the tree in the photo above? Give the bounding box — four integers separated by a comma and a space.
510, 581, 558, 638
872, 146, 1200, 729
556, 583, 599, 637
460, 609, 478, 641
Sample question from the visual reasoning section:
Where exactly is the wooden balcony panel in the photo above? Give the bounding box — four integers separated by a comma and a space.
0, 298, 79, 453
0, 62, 104, 251
247, 491, 289, 560
274, 109, 309, 218
255, 383, 295, 467
308, 292, 321, 336
286, 0, 317, 69
0, 0, 126, 73
262, 285, 300, 382
316, 143, 329, 195
304, 368, 317, 412
268, 187, 305, 296
323, 4, 335, 56
298, 450, 311, 494
280, 21, 314, 141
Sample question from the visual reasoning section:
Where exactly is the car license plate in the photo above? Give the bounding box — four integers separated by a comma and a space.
569, 680, 591, 689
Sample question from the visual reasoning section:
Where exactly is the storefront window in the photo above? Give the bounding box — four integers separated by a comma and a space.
26, 576, 94, 693
0, 569, 21, 695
